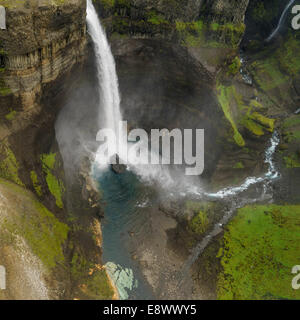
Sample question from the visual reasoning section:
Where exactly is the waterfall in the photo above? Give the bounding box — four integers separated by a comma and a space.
266, 0, 296, 41
86, 0, 122, 157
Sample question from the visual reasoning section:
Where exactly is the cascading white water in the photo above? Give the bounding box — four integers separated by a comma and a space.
205, 131, 280, 199
86, 0, 122, 160
266, 0, 296, 42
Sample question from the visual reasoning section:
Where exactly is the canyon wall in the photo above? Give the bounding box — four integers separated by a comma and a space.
94, 0, 249, 49
0, 0, 87, 139
0, 0, 115, 300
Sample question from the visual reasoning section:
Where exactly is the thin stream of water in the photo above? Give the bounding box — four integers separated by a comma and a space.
266, 0, 296, 41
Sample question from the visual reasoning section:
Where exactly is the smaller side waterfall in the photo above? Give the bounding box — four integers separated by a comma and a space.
266, 0, 296, 42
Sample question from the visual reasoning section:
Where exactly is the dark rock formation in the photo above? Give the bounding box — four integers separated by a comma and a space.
111, 154, 127, 174
0, 0, 87, 138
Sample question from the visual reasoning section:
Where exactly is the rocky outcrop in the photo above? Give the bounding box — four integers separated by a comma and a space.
0, 0, 87, 140
199, 0, 249, 46
201, 0, 249, 25
95, 0, 249, 48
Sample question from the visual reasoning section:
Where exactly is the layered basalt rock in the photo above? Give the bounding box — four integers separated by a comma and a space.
94, 0, 249, 48
0, 0, 87, 140
201, 0, 249, 25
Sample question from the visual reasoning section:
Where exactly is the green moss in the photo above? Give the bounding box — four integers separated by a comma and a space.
30, 170, 42, 197
41, 152, 56, 170
5, 109, 17, 121
211, 22, 219, 31
233, 162, 244, 169
250, 35, 300, 93
284, 153, 300, 168
70, 250, 114, 299
0, 178, 69, 270
71, 252, 90, 281
242, 118, 264, 136
96, 0, 115, 9
185, 201, 216, 237
276, 35, 300, 77
176, 19, 245, 49
291, 131, 300, 141
251, 112, 275, 132
147, 10, 168, 25
249, 99, 263, 109
189, 210, 209, 235
0, 141, 23, 186
24, 201, 69, 269
227, 56, 241, 76
243, 110, 275, 136
217, 80, 275, 141
86, 269, 114, 300
218, 205, 300, 300
40, 153, 64, 208
283, 116, 300, 129
0, 87, 11, 96
282, 115, 300, 143
216, 84, 245, 147
251, 58, 288, 91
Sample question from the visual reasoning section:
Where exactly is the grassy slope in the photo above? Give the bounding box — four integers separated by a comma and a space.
250, 34, 300, 104
218, 205, 300, 300
0, 178, 69, 271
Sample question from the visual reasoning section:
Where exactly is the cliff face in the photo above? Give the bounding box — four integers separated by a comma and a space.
95, 0, 249, 48
201, 0, 249, 24
0, 0, 87, 140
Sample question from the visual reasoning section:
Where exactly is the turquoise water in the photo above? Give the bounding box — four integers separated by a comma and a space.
94, 168, 154, 300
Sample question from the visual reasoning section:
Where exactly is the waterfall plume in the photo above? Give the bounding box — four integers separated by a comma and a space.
86, 0, 123, 165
